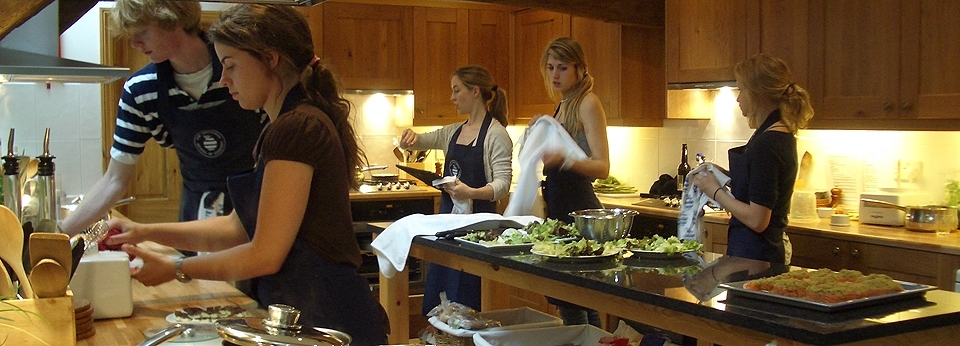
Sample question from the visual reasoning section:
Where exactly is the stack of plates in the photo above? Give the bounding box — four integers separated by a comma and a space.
74, 298, 95, 341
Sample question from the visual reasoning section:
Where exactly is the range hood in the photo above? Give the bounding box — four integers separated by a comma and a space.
0, 47, 129, 83
667, 80, 737, 90
0, 47, 128, 83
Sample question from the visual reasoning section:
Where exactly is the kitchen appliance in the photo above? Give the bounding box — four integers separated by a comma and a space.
351, 199, 431, 289
357, 178, 424, 193
859, 192, 928, 226
69, 251, 133, 319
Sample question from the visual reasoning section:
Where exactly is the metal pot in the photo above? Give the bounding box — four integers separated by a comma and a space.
216, 304, 351, 346
860, 199, 958, 233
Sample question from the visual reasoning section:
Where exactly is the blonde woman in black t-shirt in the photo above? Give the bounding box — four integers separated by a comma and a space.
105, 4, 388, 344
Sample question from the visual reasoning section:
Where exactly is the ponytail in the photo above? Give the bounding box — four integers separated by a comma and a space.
488, 86, 509, 127
301, 60, 366, 189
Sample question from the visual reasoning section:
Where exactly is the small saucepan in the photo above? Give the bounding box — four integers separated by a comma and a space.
860, 198, 958, 234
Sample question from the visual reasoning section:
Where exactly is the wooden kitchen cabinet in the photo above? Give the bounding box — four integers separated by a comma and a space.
513, 9, 570, 122
411, 8, 510, 126
701, 221, 728, 254
322, 2, 413, 90
665, 0, 759, 84
808, 0, 960, 130
787, 232, 960, 291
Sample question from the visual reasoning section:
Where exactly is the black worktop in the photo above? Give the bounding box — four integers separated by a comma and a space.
369, 223, 960, 345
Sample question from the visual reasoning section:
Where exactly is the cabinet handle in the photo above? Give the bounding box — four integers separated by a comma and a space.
849, 249, 859, 258
416, 108, 424, 114
900, 102, 912, 111
833, 246, 841, 255
882, 102, 894, 112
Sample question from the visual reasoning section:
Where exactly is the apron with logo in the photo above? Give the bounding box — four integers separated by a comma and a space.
423, 115, 496, 315
155, 60, 263, 223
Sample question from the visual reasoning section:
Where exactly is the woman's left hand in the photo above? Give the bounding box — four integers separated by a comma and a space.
123, 244, 176, 286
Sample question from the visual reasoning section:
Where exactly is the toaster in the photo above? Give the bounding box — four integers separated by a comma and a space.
859, 192, 929, 226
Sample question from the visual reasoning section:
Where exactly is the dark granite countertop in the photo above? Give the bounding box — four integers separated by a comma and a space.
371, 223, 960, 345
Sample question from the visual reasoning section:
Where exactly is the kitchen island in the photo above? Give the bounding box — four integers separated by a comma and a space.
372, 222, 960, 345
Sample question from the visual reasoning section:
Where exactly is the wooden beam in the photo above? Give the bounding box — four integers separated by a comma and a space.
0, 0, 54, 41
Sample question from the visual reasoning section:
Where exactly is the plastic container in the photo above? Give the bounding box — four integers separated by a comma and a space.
472, 324, 613, 346
789, 190, 819, 223
428, 307, 563, 338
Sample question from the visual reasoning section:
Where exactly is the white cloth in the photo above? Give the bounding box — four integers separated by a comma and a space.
433, 176, 472, 214
371, 213, 542, 278
678, 163, 731, 242
503, 116, 587, 216
197, 191, 225, 220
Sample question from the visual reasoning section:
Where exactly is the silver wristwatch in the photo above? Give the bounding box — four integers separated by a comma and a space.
174, 257, 192, 283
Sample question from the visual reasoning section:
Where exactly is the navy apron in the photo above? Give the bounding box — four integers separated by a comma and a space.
226, 130, 388, 345
726, 112, 786, 264
422, 115, 496, 315
155, 58, 264, 223
541, 109, 602, 327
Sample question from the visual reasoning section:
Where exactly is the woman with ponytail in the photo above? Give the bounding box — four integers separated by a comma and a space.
399, 65, 513, 315
691, 53, 814, 266
105, 4, 388, 344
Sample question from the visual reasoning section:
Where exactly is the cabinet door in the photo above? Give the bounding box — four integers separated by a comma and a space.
702, 222, 728, 254
572, 16, 620, 120
323, 3, 413, 90
619, 25, 665, 126
758, 0, 808, 89
513, 9, 570, 123
467, 10, 511, 116
908, 0, 960, 121
808, 0, 901, 121
786, 233, 848, 271
665, 0, 759, 83
851, 242, 940, 287
412, 7, 468, 126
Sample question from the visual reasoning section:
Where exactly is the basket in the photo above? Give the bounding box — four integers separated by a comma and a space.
472, 324, 613, 346
428, 307, 564, 345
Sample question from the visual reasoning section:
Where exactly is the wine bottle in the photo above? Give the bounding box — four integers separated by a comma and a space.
676, 143, 690, 192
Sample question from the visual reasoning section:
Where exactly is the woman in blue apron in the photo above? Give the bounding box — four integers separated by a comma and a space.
690, 54, 814, 265
533, 37, 611, 328
399, 66, 513, 315
106, 5, 388, 345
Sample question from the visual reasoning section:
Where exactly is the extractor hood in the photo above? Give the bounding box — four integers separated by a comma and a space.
0, 47, 129, 83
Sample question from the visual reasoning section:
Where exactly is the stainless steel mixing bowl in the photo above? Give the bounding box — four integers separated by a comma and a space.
569, 208, 639, 242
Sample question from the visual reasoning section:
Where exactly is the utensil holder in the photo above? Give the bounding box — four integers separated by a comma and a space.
0, 291, 76, 346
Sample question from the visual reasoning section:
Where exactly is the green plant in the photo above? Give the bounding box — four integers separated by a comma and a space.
944, 180, 960, 206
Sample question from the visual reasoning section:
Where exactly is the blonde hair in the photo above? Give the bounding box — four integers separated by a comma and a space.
734, 54, 814, 133
110, 0, 201, 37
540, 37, 593, 137
453, 65, 508, 126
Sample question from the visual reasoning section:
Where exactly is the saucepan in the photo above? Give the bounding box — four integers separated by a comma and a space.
860, 198, 958, 234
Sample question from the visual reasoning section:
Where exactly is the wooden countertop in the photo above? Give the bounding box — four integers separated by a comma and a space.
76, 244, 260, 346
597, 196, 960, 256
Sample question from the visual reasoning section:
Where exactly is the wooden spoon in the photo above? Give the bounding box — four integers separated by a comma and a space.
0, 205, 33, 299
0, 263, 14, 298
29, 231, 72, 275
19, 157, 38, 186
29, 258, 68, 298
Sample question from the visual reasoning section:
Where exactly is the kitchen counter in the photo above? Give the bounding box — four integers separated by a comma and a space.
596, 195, 960, 255
349, 188, 441, 201
76, 243, 260, 346
371, 222, 960, 345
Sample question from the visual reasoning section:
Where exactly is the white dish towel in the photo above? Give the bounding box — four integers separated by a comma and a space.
677, 163, 731, 242
371, 213, 542, 278
503, 116, 587, 216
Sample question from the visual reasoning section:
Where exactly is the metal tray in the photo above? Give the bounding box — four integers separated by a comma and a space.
720, 280, 935, 312
454, 237, 533, 254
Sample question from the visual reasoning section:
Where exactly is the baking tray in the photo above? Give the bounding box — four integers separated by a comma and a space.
720, 280, 935, 312
455, 237, 534, 254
